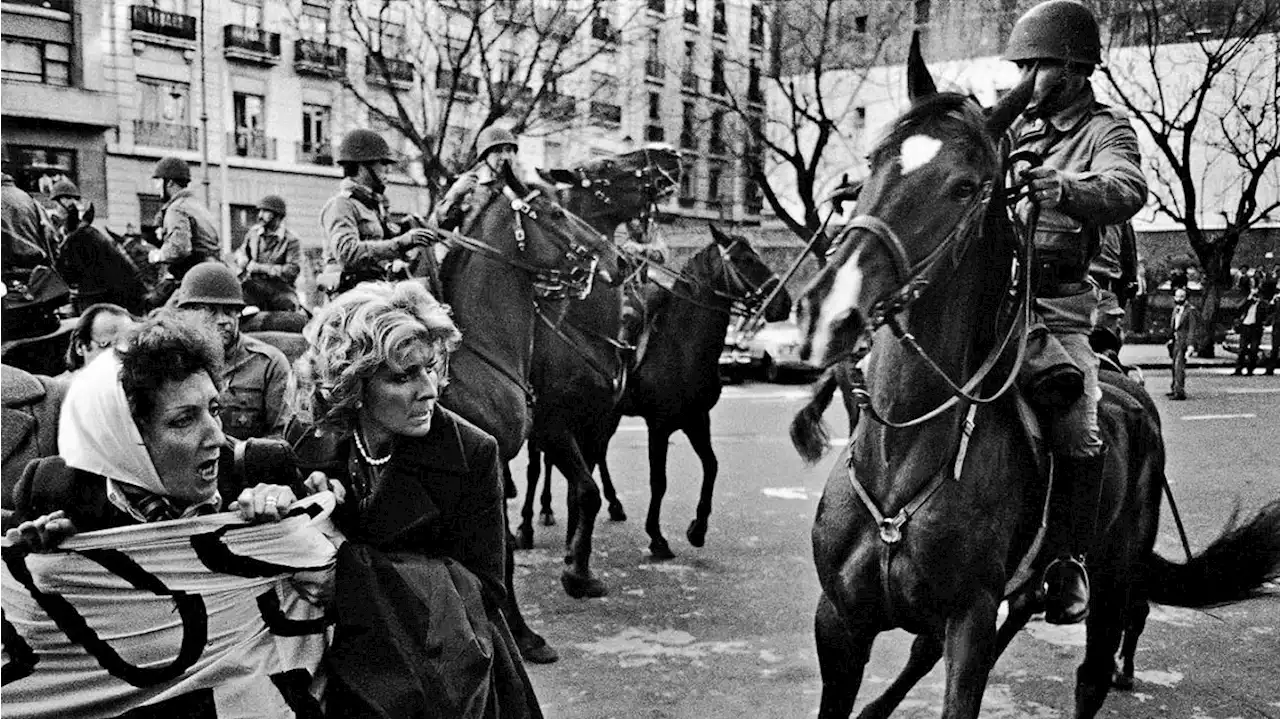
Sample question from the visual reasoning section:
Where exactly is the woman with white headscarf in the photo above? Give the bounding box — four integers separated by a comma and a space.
7, 312, 300, 550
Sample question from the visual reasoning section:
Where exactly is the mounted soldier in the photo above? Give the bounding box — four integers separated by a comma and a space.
1006, 0, 1148, 625
319, 129, 434, 295
435, 125, 520, 235
235, 194, 302, 311
148, 156, 222, 307
47, 178, 82, 231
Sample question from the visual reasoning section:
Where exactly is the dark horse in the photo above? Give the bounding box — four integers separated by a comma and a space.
597, 225, 791, 560
794, 36, 1280, 719
436, 163, 617, 659
56, 204, 148, 316
514, 146, 682, 598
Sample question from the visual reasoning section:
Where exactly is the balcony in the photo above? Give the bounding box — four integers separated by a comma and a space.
130, 5, 196, 41
5, 0, 73, 12
229, 129, 276, 160
294, 40, 346, 77
296, 140, 333, 166
589, 101, 621, 126
645, 124, 665, 142
223, 25, 281, 65
435, 68, 480, 100
493, 1, 532, 28
645, 59, 665, 80
538, 92, 577, 122
134, 119, 199, 151
366, 54, 415, 86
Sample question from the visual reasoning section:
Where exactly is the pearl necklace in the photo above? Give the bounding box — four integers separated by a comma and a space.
353, 426, 393, 466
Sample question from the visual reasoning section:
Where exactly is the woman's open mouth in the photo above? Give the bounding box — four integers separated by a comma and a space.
197, 458, 219, 483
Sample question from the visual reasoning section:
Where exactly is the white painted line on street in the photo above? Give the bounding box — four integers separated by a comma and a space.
1180, 413, 1257, 421
1222, 387, 1280, 394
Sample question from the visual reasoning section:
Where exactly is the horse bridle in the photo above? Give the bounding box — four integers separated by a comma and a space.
840, 152, 1042, 429
569, 147, 681, 209
500, 184, 603, 301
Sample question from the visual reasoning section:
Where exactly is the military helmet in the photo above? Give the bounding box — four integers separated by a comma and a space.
476, 126, 518, 159
49, 178, 80, 201
152, 156, 192, 183
174, 262, 245, 308
1004, 0, 1102, 66
257, 194, 287, 216
336, 129, 395, 164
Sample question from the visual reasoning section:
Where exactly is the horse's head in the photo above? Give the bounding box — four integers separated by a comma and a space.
498, 164, 618, 298
537, 144, 682, 227
798, 33, 1033, 365
694, 224, 791, 321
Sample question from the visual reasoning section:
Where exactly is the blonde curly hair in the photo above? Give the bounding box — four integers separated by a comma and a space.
294, 281, 461, 436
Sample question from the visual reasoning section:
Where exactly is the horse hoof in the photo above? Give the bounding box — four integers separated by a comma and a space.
649, 539, 676, 560
539, 511, 556, 527
608, 503, 627, 522
1111, 670, 1134, 691
561, 569, 609, 599
516, 632, 560, 665
516, 527, 534, 551
687, 518, 708, 548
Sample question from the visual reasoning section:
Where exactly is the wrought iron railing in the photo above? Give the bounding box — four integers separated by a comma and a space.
366, 55, 414, 84
229, 129, 276, 159
589, 101, 621, 125
130, 5, 196, 40
295, 140, 333, 166
294, 40, 346, 75
224, 25, 281, 57
134, 119, 199, 150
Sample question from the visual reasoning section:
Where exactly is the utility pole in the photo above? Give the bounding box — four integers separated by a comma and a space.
199, 0, 211, 208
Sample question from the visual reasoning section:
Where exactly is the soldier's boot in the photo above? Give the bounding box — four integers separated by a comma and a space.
1042, 450, 1107, 625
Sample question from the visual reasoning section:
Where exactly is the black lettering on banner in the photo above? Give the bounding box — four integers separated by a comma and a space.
269, 668, 324, 719
190, 506, 330, 579
0, 544, 208, 688
256, 590, 332, 637
2, 610, 38, 685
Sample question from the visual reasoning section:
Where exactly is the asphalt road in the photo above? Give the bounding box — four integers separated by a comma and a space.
510, 368, 1280, 719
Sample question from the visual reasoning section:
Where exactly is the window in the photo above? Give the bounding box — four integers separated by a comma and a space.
229, 204, 258, 251
139, 78, 191, 123
914, 0, 931, 24
854, 15, 867, 34
712, 0, 727, 34
1, 39, 70, 86
301, 103, 331, 161
682, 41, 697, 91
648, 0, 664, 13
709, 110, 725, 154
648, 92, 661, 121
684, 0, 698, 26
679, 157, 697, 207
710, 50, 726, 96
853, 106, 866, 130
680, 101, 697, 149
374, 18, 406, 56
234, 92, 264, 134
1, 145, 77, 196
228, 0, 263, 27
744, 177, 762, 214
646, 28, 663, 78
747, 60, 763, 103
300, 0, 329, 38
142, 0, 188, 12
591, 3, 619, 45
749, 2, 765, 46
707, 160, 724, 207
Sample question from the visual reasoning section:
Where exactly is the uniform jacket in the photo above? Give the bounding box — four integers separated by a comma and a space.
435, 165, 500, 235
289, 408, 543, 719
1, 174, 59, 276
319, 178, 402, 279
1009, 86, 1147, 333
156, 188, 222, 274
237, 223, 302, 284
220, 334, 290, 441
1, 365, 66, 515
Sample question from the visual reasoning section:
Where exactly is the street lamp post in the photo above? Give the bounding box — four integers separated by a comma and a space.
199, 0, 210, 208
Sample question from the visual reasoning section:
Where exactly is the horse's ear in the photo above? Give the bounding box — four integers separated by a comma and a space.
709, 223, 730, 246
81, 203, 96, 227
906, 32, 937, 102
538, 168, 577, 185
984, 69, 1035, 138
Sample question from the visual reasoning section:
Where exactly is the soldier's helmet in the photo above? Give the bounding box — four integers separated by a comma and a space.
50, 178, 81, 201
174, 262, 246, 308
257, 194, 287, 216
1004, 0, 1102, 66
336, 129, 395, 165
152, 156, 192, 183
476, 126, 518, 160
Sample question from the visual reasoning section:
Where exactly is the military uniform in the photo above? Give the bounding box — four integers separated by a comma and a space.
218, 334, 290, 441
238, 224, 302, 310
319, 178, 403, 292
156, 188, 222, 280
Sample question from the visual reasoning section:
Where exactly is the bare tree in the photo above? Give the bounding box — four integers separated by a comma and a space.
1097, 0, 1280, 355
297, 0, 631, 198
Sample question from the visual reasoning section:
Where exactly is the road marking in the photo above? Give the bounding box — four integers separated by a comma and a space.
1180, 413, 1257, 421
1222, 387, 1280, 394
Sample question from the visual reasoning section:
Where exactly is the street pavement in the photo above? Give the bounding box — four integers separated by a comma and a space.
510, 366, 1279, 719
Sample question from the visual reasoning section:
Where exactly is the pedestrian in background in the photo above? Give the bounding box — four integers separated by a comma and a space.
1232, 286, 1266, 376
235, 194, 302, 311
1128, 258, 1149, 333
1167, 287, 1197, 400
1265, 292, 1278, 376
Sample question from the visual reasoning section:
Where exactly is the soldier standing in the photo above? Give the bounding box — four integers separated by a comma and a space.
148, 156, 222, 307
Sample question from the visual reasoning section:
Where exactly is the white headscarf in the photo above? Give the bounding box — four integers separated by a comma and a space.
58, 350, 165, 495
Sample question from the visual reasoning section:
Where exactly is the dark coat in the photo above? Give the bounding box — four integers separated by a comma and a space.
2, 366, 67, 519
290, 408, 542, 719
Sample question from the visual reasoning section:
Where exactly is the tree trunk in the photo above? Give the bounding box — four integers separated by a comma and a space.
1196, 280, 1222, 358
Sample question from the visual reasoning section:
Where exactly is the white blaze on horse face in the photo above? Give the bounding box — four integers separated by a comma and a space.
810, 245, 865, 362
899, 135, 943, 175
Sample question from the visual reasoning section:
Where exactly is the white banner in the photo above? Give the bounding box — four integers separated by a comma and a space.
2, 493, 341, 718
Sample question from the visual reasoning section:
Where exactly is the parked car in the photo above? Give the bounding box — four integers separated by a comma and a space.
719, 319, 822, 383
1221, 326, 1274, 356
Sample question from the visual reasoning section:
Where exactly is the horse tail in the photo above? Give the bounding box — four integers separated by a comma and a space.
791, 367, 838, 465
1147, 498, 1280, 607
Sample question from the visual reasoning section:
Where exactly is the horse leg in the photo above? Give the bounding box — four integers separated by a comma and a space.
940, 590, 1000, 719
593, 421, 627, 522
993, 587, 1039, 656
815, 593, 877, 719
1112, 592, 1149, 690
683, 410, 718, 548
855, 633, 943, 719
646, 421, 677, 560
547, 432, 607, 599
540, 451, 556, 526
517, 442, 540, 550
1074, 568, 1128, 719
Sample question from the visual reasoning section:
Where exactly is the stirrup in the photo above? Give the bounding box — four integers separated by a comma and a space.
1043, 555, 1090, 625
